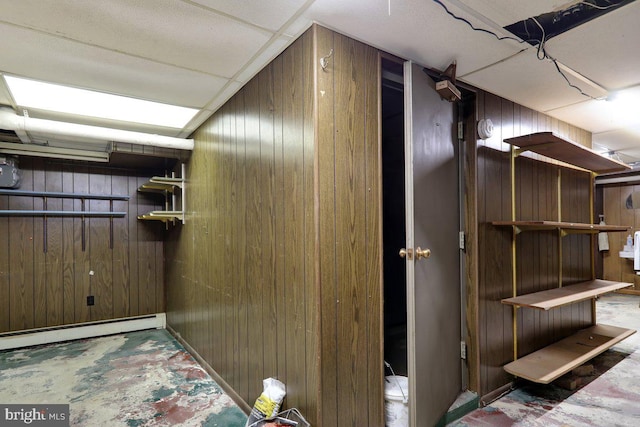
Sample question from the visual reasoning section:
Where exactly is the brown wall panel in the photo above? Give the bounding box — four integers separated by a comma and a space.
166, 27, 321, 424
602, 183, 640, 292
165, 25, 383, 426
0, 158, 165, 334
316, 27, 383, 426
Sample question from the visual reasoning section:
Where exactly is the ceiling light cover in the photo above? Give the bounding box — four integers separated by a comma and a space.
4, 75, 198, 128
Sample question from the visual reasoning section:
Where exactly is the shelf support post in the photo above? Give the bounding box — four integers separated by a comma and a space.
511, 144, 518, 360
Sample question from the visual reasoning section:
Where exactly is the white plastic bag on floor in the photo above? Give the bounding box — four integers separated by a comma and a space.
245, 378, 286, 427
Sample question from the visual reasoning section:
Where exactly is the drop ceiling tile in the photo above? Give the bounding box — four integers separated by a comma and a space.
0, 23, 228, 109
191, 0, 311, 32
462, 48, 607, 114
0, 0, 272, 78
545, 3, 640, 90
593, 128, 640, 153
235, 36, 293, 84
548, 86, 640, 134
307, 0, 524, 75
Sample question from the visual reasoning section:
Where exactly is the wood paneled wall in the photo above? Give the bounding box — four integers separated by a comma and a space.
475, 91, 593, 399
602, 184, 640, 293
0, 157, 165, 334
315, 26, 383, 426
165, 25, 383, 426
166, 27, 317, 417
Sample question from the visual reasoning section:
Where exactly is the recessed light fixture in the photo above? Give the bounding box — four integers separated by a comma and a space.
4, 75, 198, 129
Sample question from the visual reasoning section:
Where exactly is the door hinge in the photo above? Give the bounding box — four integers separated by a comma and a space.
460, 341, 467, 360
457, 121, 464, 140
459, 231, 465, 251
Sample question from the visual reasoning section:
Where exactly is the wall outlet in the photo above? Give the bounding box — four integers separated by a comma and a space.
87, 295, 95, 306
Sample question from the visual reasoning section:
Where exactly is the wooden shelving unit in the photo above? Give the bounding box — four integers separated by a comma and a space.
137, 164, 185, 224
495, 132, 635, 385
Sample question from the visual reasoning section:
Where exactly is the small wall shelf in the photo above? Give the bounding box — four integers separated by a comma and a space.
504, 132, 630, 174
504, 324, 636, 384
137, 164, 185, 225
501, 279, 632, 310
492, 220, 630, 235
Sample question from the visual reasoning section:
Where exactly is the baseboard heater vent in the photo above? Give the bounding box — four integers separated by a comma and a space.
0, 313, 166, 351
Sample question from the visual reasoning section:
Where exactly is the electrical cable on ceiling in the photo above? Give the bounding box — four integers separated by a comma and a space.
576, 0, 623, 10
431, 0, 606, 100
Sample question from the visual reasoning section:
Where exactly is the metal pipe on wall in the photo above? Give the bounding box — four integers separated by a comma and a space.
0, 108, 194, 150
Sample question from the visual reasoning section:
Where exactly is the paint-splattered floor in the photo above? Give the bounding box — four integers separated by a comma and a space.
450, 293, 640, 427
0, 329, 247, 426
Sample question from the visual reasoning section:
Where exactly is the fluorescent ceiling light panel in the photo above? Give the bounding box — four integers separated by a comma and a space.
4, 75, 198, 128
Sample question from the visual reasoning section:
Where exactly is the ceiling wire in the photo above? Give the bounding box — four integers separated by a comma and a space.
432, 0, 606, 100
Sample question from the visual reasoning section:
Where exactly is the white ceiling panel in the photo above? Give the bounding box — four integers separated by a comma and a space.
0, 0, 272, 78
455, 0, 572, 27
234, 36, 294, 84
594, 128, 640, 153
544, 3, 640, 91
462, 47, 607, 113
307, 0, 524, 75
547, 100, 626, 135
192, 0, 312, 32
0, 23, 228, 109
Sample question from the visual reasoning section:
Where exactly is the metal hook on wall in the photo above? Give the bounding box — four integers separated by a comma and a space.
320, 49, 333, 71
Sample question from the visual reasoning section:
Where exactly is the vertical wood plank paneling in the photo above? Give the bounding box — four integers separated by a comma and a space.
272, 51, 287, 390
128, 176, 141, 317
259, 63, 278, 382
45, 163, 64, 326
62, 164, 75, 324
282, 34, 306, 411
244, 76, 265, 403
89, 170, 113, 321
0, 186, 8, 332
73, 166, 91, 323
302, 28, 319, 422
316, 24, 338, 427
334, 34, 368, 426
32, 160, 47, 328
364, 48, 383, 427
112, 173, 130, 319
235, 90, 250, 400
9, 165, 35, 331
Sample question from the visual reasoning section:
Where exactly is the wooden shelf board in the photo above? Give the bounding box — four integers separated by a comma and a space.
504, 132, 630, 174
137, 210, 183, 222
504, 324, 636, 384
501, 279, 633, 310
492, 220, 630, 234
138, 177, 183, 193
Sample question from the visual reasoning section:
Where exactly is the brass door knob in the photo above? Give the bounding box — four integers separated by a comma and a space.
399, 248, 413, 260
416, 246, 431, 260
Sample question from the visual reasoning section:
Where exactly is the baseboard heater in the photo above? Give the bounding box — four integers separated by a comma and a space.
0, 313, 166, 351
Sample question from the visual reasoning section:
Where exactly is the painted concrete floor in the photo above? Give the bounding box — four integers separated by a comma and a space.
450, 293, 640, 427
0, 329, 247, 426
